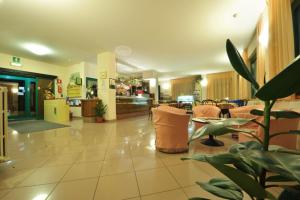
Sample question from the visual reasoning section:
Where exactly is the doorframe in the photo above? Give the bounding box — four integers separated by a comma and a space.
0, 74, 38, 120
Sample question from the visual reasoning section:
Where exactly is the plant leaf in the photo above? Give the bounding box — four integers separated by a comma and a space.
229, 141, 263, 176
269, 145, 300, 155
206, 159, 270, 199
241, 150, 300, 183
250, 109, 300, 119
197, 179, 243, 200
190, 122, 254, 142
279, 187, 300, 200
229, 141, 263, 153
226, 39, 260, 90
266, 175, 296, 182
255, 56, 300, 100
182, 152, 259, 178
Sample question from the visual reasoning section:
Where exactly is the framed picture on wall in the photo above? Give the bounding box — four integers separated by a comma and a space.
86, 77, 98, 98
75, 77, 82, 85
109, 78, 116, 89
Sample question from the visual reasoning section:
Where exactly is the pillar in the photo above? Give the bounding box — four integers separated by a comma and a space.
97, 52, 117, 120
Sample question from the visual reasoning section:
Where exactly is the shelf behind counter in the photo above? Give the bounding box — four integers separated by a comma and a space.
116, 96, 153, 119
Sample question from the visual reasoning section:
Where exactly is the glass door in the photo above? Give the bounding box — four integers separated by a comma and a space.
0, 75, 38, 120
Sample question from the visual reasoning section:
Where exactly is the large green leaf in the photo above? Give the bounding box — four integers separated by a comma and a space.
197, 178, 243, 200
206, 159, 274, 199
190, 121, 254, 142
226, 39, 260, 90
250, 109, 300, 119
255, 56, 300, 100
241, 150, 300, 183
229, 141, 263, 176
269, 145, 300, 155
229, 141, 263, 153
266, 175, 296, 182
182, 152, 258, 178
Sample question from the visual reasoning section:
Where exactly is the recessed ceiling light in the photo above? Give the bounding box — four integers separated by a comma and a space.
22, 43, 53, 56
115, 46, 132, 57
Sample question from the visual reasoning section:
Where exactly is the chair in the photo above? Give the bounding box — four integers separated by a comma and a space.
148, 103, 160, 120
230, 105, 299, 149
152, 106, 190, 153
239, 118, 299, 149
193, 105, 221, 130
202, 99, 217, 106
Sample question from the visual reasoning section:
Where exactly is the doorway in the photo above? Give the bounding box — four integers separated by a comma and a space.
0, 75, 38, 120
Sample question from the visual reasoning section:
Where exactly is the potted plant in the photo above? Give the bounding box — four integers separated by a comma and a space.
183, 39, 300, 200
95, 100, 107, 123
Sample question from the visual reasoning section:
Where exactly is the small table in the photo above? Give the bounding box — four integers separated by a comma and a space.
192, 117, 225, 147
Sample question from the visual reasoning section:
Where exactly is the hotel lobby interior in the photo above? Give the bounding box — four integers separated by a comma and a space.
1, 0, 300, 200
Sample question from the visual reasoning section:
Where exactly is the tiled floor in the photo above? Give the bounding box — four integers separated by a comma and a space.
0, 116, 251, 200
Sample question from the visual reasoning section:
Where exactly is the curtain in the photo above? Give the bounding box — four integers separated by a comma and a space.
171, 77, 196, 100
206, 71, 238, 100
238, 49, 251, 99
267, 0, 295, 80
256, 10, 268, 87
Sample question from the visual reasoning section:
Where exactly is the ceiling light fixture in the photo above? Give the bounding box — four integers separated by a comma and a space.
23, 43, 53, 56
200, 78, 208, 87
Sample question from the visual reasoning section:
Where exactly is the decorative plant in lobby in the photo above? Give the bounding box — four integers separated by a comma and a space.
95, 100, 107, 123
184, 39, 300, 200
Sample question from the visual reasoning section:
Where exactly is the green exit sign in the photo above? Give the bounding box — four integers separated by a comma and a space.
11, 56, 22, 67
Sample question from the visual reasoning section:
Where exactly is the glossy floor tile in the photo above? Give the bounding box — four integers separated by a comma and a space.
141, 189, 187, 200
48, 178, 98, 200
136, 168, 179, 195
0, 117, 241, 200
2, 184, 55, 200
94, 172, 139, 200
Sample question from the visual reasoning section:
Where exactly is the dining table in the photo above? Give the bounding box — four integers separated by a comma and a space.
192, 117, 225, 146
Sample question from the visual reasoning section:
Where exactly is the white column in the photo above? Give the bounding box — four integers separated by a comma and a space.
97, 52, 117, 120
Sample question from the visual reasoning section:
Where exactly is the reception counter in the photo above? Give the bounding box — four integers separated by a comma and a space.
44, 99, 70, 124
116, 96, 152, 119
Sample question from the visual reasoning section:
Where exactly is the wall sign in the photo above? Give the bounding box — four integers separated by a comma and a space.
10, 56, 22, 67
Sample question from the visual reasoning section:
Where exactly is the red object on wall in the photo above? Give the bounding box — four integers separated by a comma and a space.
58, 85, 62, 94
57, 79, 62, 84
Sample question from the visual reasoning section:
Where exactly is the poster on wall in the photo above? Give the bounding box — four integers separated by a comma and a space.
67, 72, 82, 98
67, 85, 82, 98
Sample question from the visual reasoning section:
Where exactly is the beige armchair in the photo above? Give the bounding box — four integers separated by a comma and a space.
152, 106, 190, 153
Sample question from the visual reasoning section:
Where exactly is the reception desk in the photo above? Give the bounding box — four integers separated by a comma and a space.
116, 96, 152, 119
44, 99, 70, 124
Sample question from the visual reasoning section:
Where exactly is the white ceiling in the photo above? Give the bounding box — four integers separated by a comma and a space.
0, 0, 265, 79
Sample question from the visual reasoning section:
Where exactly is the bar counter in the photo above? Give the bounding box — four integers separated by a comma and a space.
116, 96, 153, 119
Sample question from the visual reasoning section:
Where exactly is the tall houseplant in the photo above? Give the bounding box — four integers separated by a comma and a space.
184, 39, 300, 200
95, 100, 107, 123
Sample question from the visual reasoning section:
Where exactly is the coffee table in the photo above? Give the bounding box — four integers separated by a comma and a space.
192, 117, 225, 147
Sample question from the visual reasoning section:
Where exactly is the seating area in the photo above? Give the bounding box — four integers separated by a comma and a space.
1, 0, 300, 199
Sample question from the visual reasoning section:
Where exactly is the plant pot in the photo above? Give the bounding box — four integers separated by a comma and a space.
95, 116, 105, 123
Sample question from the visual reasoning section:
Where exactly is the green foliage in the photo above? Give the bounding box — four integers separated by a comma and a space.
186, 39, 300, 200
226, 39, 260, 90
95, 100, 107, 117
189, 118, 254, 142
197, 178, 243, 200
255, 56, 300, 101
250, 109, 300, 119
